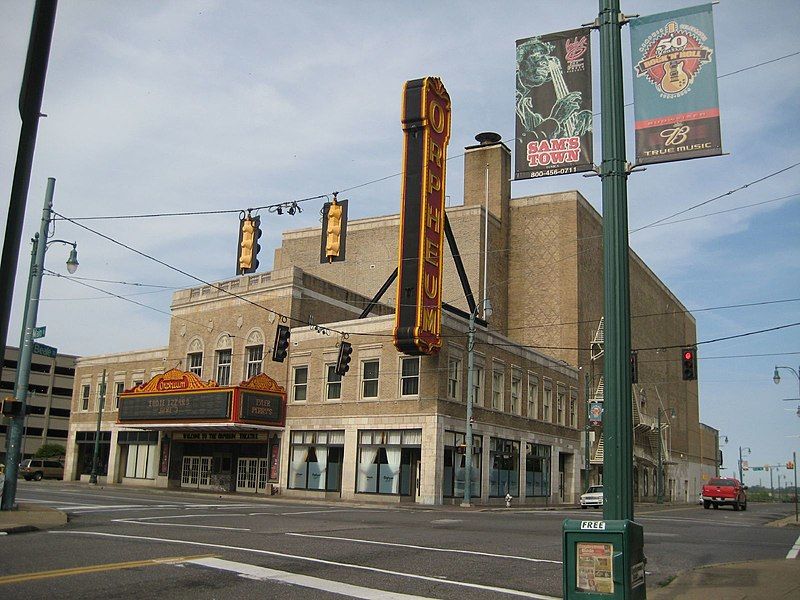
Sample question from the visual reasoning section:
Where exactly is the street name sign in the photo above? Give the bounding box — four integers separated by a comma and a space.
32, 326, 46, 339
31, 342, 57, 358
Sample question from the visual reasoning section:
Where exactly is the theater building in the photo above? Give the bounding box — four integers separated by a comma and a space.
64, 133, 717, 504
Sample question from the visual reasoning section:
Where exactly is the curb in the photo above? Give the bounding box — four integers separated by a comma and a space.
0, 525, 39, 535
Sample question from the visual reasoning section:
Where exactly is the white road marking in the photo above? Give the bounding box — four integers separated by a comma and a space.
51, 531, 560, 599
430, 519, 462, 524
286, 532, 562, 564
188, 556, 438, 599
112, 519, 251, 531
280, 508, 373, 516
787, 533, 800, 560
114, 513, 247, 521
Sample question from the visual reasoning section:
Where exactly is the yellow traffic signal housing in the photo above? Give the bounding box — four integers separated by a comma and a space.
237, 215, 261, 275
320, 198, 348, 263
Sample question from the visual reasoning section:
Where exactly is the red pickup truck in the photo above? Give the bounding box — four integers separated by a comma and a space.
702, 477, 747, 511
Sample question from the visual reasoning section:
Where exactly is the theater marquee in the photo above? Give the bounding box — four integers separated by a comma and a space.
394, 77, 451, 356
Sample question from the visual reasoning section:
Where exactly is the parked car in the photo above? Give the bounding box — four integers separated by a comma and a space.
580, 485, 604, 509
19, 458, 64, 481
702, 477, 747, 511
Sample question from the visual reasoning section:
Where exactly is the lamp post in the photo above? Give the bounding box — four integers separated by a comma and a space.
89, 369, 106, 485
462, 297, 492, 507
738, 446, 751, 486
2, 178, 78, 511
656, 406, 676, 504
773, 366, 800, 415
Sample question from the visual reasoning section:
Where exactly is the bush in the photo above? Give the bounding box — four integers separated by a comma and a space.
34, 443, 66, 459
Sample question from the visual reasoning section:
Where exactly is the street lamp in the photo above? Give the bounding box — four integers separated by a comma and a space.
656, 406, 676, 504
738, 446, 751, 485
462, 297, 492, 507
2, 178, 78, 511
773, 366, 800, 418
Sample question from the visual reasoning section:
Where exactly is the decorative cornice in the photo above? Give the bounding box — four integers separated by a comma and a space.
129, 368, 218, 394
239, 372, 285, 394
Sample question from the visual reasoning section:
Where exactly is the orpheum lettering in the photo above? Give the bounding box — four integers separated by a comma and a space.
527, 137, 581, 167
394, 77, 452, 356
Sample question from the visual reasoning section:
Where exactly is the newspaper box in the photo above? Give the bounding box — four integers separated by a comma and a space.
562, 518, 646, 599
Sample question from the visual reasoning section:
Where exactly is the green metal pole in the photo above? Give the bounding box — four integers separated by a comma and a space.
1, 178, 54, 511
462, 308, 476, 506
89, 369, 106, 485
657, 410, 663, 503
584, 372, 591, 491
599, 0, 634, 522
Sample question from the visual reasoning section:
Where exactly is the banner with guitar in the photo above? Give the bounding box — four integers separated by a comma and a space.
630, 4, 722, 165
515, 28, 593, 179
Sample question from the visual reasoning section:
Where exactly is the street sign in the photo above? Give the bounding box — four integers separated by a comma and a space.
752, 467, 763, 471
32, 325, 46, 339
31, 342, 57, 358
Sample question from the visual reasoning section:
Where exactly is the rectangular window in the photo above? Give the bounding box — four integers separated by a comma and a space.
124, 444, 158, 480
361, 360, 379, 399
81, 384, 90, 411
292, 366, 308, 402
356, 429, 422, 495
442, 431, 482, 499
400, 357, 419, 396
510, 373, 521, 414
447, 356, 461, 401
525, 442, 551, 497
557, 385, 566, 425
132, 379, 143, 390
569, 389, 578, 428
527, 374, 539, 419
187, 352, 203, 377
245, 345, 264, 379
215, 349, 232, 386
543, 380, 552, 422
326, 364, 342, 400
492, 368, 504, 411
490, 437, 520, 497
472, 365, 484, 407
114, 381, 125, 410
288, 430, 345, 492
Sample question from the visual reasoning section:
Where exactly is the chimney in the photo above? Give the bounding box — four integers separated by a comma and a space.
463, 132, 511, 222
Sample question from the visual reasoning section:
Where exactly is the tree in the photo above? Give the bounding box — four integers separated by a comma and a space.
34, 443, 66, 459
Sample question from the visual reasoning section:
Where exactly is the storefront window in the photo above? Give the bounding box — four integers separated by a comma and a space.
525, 442, 551, 497
443, 431, 481, 498
75, 430, 111, 475
357, 429, 422, 495
119, 430, 159, 480
490, 437, 520, 497
288, 430, 344, 491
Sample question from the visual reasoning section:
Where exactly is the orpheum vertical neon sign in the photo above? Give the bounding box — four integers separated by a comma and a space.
394, 77, 451, 356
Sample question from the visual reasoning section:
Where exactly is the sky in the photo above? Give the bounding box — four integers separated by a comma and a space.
1, 1, 798, 475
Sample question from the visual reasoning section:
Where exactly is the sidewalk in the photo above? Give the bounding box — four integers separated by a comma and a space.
0, 502, 68, 534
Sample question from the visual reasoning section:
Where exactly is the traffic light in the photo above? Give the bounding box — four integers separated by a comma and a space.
237, 215, 262, 275
1, 397, 22, 416
681, 347, 697, 381
788, 461, 796, 470
335, 341, 353, 376
320, 198, 348, 263
630, 350, 638, 384
272, 325, 290, 362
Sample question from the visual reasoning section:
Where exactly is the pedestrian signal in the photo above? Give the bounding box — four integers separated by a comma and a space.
788, 461, 796, 470
681, 347, 697, 381
320, 198, 348, 263
237, 215, 261, 275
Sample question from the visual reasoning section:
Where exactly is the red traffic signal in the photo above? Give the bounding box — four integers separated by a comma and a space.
681, 347, 697, 381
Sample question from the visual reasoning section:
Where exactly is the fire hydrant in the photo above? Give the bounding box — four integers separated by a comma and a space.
505, 493, 512, 508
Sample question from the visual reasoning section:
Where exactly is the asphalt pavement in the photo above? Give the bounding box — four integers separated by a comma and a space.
1, 481, 798, 599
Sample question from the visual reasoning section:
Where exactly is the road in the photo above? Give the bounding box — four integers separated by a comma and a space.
1, 481, 798, 599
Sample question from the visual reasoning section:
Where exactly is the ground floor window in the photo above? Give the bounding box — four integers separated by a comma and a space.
357, 429, 422, 495
443, 431, 482, 498
525, 442, 551, 497
75, 430, 111, 476
489, 437, 520, 497
288, 430, 344, 492
119, 430, 159, 480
